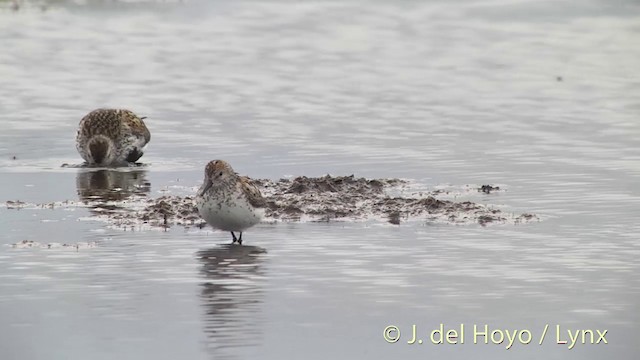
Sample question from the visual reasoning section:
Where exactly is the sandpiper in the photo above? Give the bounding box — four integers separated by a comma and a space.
196, 160, 266, 245
76, 109, 150, 166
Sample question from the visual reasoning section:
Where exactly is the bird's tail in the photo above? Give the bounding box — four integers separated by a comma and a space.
87, 135, 113, 164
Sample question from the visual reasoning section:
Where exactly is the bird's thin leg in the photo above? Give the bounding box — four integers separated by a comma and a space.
231, 231, 238, 243
238, 232, 243, 245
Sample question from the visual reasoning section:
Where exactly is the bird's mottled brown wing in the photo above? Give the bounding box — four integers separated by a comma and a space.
79, 109, 122, 138
121, 110, 150, 144
240, 176, 266, 208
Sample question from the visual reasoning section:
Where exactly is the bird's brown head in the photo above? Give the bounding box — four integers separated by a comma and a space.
205, 160, 235, 181
198, 160, 235, 196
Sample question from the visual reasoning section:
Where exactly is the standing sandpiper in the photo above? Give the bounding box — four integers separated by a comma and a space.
196, 160, 266, 245
76, 109, 150, 166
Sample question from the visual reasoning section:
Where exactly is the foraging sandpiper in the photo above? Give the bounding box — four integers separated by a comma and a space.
76, 109, 150, 166
196, 160, 266, 245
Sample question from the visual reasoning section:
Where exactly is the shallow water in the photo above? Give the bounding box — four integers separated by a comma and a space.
0, 0, 639, 359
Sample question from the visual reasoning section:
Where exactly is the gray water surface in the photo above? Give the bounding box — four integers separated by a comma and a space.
0, 0, 638, 359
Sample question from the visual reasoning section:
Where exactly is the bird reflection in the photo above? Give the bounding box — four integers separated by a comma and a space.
198, 244, 267, 359
76, 169, 150, 215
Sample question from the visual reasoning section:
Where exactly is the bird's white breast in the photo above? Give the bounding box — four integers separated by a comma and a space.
196, 189, 263, 232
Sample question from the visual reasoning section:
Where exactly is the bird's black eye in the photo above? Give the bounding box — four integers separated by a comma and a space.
219, 172, 223, 176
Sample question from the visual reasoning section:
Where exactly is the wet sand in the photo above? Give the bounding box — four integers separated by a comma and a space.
4, 173, 538, 242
